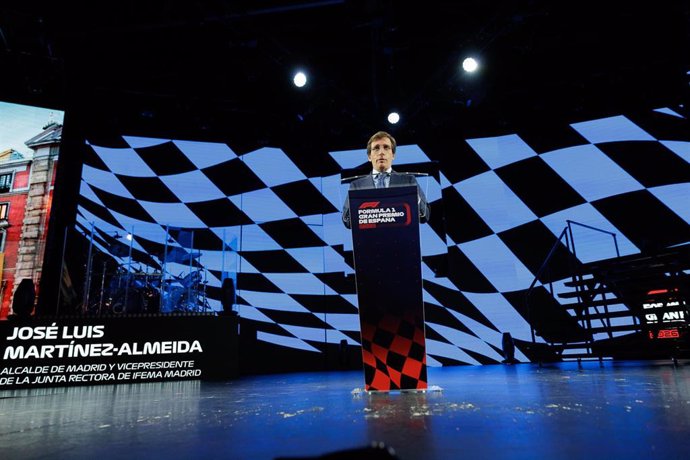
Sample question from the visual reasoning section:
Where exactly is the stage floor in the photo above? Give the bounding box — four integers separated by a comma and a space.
2, 360, 690, 459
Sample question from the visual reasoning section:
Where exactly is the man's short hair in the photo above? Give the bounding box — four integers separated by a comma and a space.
367, 131, 397, 156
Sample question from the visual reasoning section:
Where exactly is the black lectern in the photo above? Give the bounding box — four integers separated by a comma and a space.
348, 185, 428, 391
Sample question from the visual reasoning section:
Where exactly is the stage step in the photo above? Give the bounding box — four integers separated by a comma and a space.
563, 280, 595, 288
559, 298, 623, 309
586, 324, 640, 334
573, 310, 636, 321
557, 287, 614, 299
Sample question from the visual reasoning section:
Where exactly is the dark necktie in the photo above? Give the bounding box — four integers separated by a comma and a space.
374, 172, 389, 188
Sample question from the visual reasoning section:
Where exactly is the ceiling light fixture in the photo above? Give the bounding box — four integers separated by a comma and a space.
293, 71, 307, 88
462, 57, 479, 73
387, 112, 400, 124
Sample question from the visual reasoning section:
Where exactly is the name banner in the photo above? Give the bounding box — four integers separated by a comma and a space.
0, 315, 238, 389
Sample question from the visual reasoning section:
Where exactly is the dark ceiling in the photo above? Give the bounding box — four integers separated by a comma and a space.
1, 1, 689, 148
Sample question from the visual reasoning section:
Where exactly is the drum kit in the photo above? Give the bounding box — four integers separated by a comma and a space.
95, 266, 209, 314
80, 226, 228, 315
159, 269, 206, 313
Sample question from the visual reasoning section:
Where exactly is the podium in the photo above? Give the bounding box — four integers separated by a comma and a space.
348, 185, 428, 391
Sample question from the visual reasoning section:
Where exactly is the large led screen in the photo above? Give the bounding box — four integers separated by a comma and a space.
72, 107, 690, 365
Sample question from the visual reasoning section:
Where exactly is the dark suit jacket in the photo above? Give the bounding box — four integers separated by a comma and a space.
342, 170, 430, 229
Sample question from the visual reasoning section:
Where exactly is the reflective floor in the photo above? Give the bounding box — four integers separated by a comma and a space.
2, 360, 690, 459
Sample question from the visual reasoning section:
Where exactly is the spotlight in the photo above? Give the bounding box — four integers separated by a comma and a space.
126, 233, 133, 241
462, 57, 479, 73
387, 112, 400, 124
293, 71, 307, 88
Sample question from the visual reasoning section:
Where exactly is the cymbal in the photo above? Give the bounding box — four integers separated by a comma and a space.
160, 247, 202, 264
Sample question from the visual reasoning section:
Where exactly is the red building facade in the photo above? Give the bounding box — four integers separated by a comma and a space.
0, 122, 61, 319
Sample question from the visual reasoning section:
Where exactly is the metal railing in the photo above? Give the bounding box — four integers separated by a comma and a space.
566, 220, 620, 261
525, 221, 619, 344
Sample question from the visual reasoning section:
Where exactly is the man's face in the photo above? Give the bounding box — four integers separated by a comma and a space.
368, 137, 395, 172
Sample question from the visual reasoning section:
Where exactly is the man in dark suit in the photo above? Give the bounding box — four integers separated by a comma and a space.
342, 131, 430, 229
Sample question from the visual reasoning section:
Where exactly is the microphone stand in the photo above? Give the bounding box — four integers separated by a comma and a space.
340, 171, 429, 183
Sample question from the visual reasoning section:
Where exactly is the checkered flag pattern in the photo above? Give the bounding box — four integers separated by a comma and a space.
361, 311, 428, 391
77, 108, 690, 365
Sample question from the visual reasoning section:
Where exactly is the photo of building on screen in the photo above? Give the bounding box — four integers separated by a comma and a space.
0, 121, 61, 319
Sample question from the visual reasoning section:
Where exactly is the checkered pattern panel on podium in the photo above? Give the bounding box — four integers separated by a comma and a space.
77, 108, 690, 365
361, 311, 428, 391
